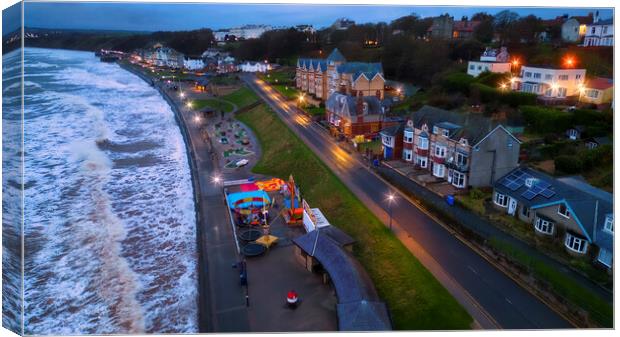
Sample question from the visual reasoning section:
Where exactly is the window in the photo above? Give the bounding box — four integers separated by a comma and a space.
557, 87, 567, 97
597, 249, 612, 268
592, 27, 596, 34
418, 137, 429, 150
416, 156, 428, 168
452, 171, 466, 188
585, 89, 599, 98
403, 149, 413, 161
404, 132, 413, 143
525, 177, 536, 188
602, 26, 607, 34
558, 204, 570, 218
544, 88, 553, 97
575, 74, 582, 80
456, 152, 468, 166
434, 145, 446, 158
565, 234, 588, 254
433, 163, 445, 178
469, 64, 475, 70
558, 74, 569, 81
533, 73, 541, 79
442, 129, 450, 137
603, 215, 614, 233
494, 192, 508, 207
534, 217, 554, 235
524, 72, 532, 78
432, 126, 439, 134
521, 206, 530, 218
545, 74, 553, 80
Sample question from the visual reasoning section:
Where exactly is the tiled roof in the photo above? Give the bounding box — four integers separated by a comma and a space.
592, 18, 613, 25
326, 93, 383, 117
409, 105, 497, 144
337, 62, 383, 77
586, 77, 613, 90
494, 167, 613, 250
453, 20, 481, 32
326, 48, 347, 63
570, 15, 593, 25
380, 123, 405, 137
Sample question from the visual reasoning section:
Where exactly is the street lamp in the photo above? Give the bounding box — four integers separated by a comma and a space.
179, 92, 185, 98
212, 174, 222, 185
186, 101, 193, 110
386, 193, 396, 231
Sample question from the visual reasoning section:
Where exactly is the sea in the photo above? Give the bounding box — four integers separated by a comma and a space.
2, 48, 198, 334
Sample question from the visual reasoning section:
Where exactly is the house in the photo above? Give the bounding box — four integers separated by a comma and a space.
579, 77, 614, 106
585, 136, 612, 150
467, 47, 512, 77
183, 57, 204, 71
239, 61, 270, 73
561, 14, 592, 42
332, 18, 355, 30
427, 14, 480, 40
566, 125, 586, 140
493, 167, 613, 269
582, 11, 613, 47
403, 106, 520, 188
380, 123, 405, 160
214, 24, 273, 41
296, 48, 385, 101
510, 65, 586, 101
325, 92, 399, 139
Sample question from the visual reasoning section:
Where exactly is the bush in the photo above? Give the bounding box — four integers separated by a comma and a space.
521, 105, 572, 133
477, 71, 509, 87
555, 155, 583, 174
469, 188, 486, 200
440, 72, 476, 95
470, 83, 537, 107
428, 92, 466, 110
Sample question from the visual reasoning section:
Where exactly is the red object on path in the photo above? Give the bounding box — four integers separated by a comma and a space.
240, 183, 259, 192
287, 290, 298, 304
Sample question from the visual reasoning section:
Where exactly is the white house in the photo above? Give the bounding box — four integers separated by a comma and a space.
561, 15, 592, 42
239, 61, 271, 73
511, 65, 586, 99
183, 57, 204, 71
583, 15, 613, 47
467, 47, 512, 77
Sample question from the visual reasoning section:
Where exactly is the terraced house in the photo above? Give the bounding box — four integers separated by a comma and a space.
402, 106, 520, 189
296, 48, 385, 101
493, 167, 613, 270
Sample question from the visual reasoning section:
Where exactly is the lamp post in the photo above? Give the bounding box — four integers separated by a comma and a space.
386, 193, 395, 231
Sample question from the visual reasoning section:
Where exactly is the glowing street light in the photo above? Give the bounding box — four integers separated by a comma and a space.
500, 83, 508, 90
194, 115, 201, 124
179, 92, 185, 98
386, 193, 396, 231
186, 101, 193, 109
212, 174, 222, 184
565, 57, 575, 68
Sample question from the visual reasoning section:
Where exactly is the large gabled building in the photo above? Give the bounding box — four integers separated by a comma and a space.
296, 48, 385, 101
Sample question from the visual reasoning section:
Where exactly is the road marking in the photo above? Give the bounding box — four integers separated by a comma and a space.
467, 265, 478, 275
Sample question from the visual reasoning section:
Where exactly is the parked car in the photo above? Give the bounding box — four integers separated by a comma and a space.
235, 159, 249, 167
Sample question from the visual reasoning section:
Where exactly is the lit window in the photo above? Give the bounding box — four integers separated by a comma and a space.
494, 192, 508, 207
603, 216, 614, 233
564, 233, 588, 254
558, 204, 570, 218
535, 217, 554, 235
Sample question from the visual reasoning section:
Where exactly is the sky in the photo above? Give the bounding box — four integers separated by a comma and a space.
3, 2, 614, 34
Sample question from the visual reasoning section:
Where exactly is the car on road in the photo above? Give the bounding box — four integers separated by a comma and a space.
235, 159, 249, 167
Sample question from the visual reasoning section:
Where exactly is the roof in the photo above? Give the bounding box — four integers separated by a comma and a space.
523, 64, 586, 71
586, 77, 613, 90
494, 167, 613, 249
337, 301, 392, 331
569, 15, 593, 25
592, 18, 613, 25
337, 62, 384, 80
327, 48, 347, 63
326, 93, 383, 117
409, 105, 499, 144
292, 229, 392, 331
587, 136, 612, 145
380, 123, 405, 137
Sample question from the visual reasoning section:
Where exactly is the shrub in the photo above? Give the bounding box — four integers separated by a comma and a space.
441, 72, 476, 95
470, 83, 536, 107
469, 188, 486, 200
477, 71, 509, 87
555, 155, 583, 174
521, 105, 572, 133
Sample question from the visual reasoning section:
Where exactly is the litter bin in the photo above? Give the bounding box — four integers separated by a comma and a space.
446, 194, 455, 206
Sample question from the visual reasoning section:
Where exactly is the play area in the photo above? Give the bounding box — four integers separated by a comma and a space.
224, 175, 305, 257
211, 118, 256, 171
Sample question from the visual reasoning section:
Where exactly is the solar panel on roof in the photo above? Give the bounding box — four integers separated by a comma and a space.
508, 182, 521, 191
530, 185, 544, 194
536, 181, 551, 189
522, 190, 538, 200
541, 189, 556, 198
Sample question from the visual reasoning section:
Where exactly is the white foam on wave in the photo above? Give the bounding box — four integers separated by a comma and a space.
19, 47, 198, 334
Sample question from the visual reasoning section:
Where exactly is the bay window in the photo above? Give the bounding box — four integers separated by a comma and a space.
534, 217, 554, 235
564, 233, 588, 254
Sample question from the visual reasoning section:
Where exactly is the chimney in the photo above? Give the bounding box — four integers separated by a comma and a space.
594, 10, 600, 23
356, 91, 364, 115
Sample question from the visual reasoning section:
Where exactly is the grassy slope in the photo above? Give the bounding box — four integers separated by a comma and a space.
222, 87, 259, 108
194, 99, 234, 113
237, 104, 472, 330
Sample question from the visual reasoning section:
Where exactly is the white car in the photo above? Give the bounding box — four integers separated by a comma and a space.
235, 159, 249, 167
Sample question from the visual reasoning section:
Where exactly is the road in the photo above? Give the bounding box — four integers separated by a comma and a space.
241, 73, 573, 330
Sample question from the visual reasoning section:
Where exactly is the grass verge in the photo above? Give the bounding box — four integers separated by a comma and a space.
194, 99, 234, 113
222, 87, 259, 108
237, 103, 472, 330
489, 238, 613, 327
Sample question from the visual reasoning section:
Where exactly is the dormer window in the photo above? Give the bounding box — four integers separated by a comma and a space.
558, 204, 570, 219
442, 129, 450, 137
525, 178, 536, 188
604, 215, 614, 233
433, 126, 439, 135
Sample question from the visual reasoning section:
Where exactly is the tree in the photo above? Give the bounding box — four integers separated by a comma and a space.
472, 12, 494, 43
514, 15, 544, 44
494, 10, 519, 44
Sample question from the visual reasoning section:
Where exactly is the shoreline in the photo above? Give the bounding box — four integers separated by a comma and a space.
119, 62, 211, 332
